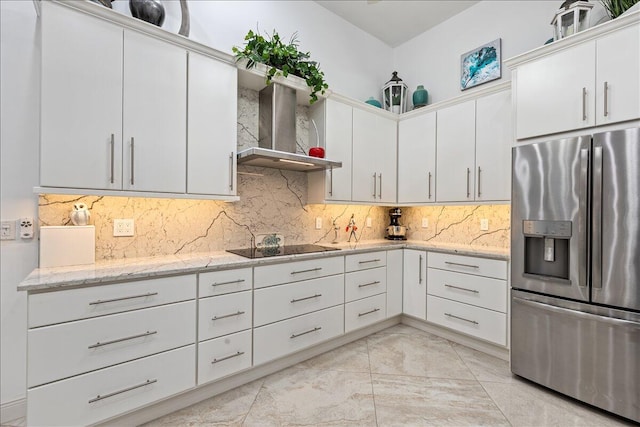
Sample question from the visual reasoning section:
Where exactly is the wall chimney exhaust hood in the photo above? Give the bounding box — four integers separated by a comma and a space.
237, 83, 342, 172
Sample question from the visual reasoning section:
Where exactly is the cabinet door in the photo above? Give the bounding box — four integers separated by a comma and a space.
596, 23, 640, 125
123, 31, 187, 193
515, 42, 596, 139
398, 112, 436, 203
436, 101, 476, 202
352, 108, 380, 202
386, 249, 403, 317
187, 51, 237, 196
475, 90, 512, 201
402, 249, 426, 319
40, 3, 123, 190
376, 115, 398, 204
325, 100, 353, 201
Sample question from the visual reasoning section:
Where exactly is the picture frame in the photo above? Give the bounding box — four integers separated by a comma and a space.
460, 38, 501, 91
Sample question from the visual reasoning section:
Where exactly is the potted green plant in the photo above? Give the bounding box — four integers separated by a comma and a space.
232, 29, 329, 104
601, 0, 639, 18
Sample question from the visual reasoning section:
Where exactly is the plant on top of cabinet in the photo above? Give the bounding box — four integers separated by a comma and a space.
232, 28, 328, 104
601, 0, 639, 18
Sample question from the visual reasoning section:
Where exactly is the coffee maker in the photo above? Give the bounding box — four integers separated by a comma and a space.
385, 207, 407, 240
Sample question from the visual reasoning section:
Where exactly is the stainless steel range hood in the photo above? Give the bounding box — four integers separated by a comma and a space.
237, 83, 342, 172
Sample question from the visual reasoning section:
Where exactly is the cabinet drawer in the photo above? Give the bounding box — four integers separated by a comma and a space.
345, 293, 386, 333
254, 256, 344, 289
254, 275, 344, 327
427, 252, 507, 280
253, 305, 344, 366
27, 345, 195, 427
29, 275, 196, 328
198, 291, 252, 341
28, 301, 195, 388
345, 251, 386, 272
427, 268, 507, 313
198, 330, 252, 385
427, 295, 506, 346
345, 267, 387, 302
199, 268, 252, 297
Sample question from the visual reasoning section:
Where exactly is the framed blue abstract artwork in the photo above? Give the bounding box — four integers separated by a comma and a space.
460, 38, 501, 91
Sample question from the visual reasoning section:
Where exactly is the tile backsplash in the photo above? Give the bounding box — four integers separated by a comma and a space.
38, 88, 510, 261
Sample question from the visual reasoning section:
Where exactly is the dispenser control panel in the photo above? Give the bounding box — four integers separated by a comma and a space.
522, 220, 572, 238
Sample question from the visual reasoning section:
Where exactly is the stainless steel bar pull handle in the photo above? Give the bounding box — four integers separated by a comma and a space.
358, 281, 380, 288
419, 254, 423, 284
329, 167, 333, 196
591, 145, 603, 289
359, 259, 381, 264
372, 173, 377, 198
466, 168, 471, 198
88, 330, 157, 349
89, 292, 158, 305
212, 351, 244, 364
290, 267, 322, 275
578, 147, 590, 288
428, 172, 432, 199
212, 310, 245, 321
229, 152, 234, 191
378, 172, 383, 199
130, 137, 135, 185
290, 326, 321, 339
212, 279, 245, 287
603, 81, 609, 117
445, 313, 478, 325
89, 379, 157, 404
445, 284, 479, 294
445, 261, 479, 269
290, 294, 322, 303
582, 87, 587, 121
477, 166, 482, 198
109, 133, 115, 184
358, 308, 380, 317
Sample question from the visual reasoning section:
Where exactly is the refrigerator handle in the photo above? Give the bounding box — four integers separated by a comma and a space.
592, 145, 603, 289
578, 148, 589, 288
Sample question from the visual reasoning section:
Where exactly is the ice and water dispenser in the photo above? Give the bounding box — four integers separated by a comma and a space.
522, 220, 572, 281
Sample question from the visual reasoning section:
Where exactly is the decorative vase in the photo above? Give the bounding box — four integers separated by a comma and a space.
129, 0, 165, 27
365, 97, 382, 108
413, 85, 429, 108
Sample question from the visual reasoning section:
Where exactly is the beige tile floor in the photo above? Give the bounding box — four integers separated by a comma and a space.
3, 324, 633, 427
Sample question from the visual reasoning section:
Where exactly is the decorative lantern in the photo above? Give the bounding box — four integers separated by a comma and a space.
382, 71, 408, 114
551, 0, 594, 40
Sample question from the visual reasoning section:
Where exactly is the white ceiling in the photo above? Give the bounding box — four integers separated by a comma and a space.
314, 0, 480, 47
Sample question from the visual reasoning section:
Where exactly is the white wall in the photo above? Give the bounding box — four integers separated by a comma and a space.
0, 0, 40, 411
394, 1, 559, 104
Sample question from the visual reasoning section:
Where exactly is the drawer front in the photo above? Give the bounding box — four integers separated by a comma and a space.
28, 301, 195, 388
198, 291, 252, 341
345, 267, 387, 302
254, 275, 344, 327
29, 275, 196, 327
345, 251, 386, 272
427, 268, 507, 313
198, 330, 252, 384
427, 252, 507, 280
427, 295, 506, 346
27, 345, 195, 427
345, 293, 387, 333
254, 256, 344, 289
199, 268, 252, 297
253, 305, 344, 366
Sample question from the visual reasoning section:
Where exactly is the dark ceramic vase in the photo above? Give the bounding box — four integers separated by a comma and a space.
129, 0, 165, 27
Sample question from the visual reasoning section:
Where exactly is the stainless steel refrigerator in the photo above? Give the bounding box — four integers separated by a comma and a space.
510, 127, 640, 423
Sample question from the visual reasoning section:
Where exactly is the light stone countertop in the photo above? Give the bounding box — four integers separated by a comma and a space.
19, 240, 509, 292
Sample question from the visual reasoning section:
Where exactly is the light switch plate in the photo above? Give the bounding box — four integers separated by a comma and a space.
480, 219, 489, 231
366, 217, 372, 228
315, 217, 322, 229
421, 218, 429, 228
1, 220, 16, 240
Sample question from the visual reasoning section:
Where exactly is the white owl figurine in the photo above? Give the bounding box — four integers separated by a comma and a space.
70, 203, 91, 226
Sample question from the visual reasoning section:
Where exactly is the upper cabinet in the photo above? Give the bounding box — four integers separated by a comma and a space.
397, 112, 436, 204
508, 14, 639, 140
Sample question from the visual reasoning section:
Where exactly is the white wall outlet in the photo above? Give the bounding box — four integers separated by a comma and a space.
19, 217, 34, 239
113, 218, 135, 237
315, 217, 322, 230
480, 219, 489, 231
1, 220, 16, 240
421, 218, 429, 228
366, 217, 372, 228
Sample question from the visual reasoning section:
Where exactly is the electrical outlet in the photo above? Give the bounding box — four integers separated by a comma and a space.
315, 217, 322, 229
366, 217, 372, 228
19, 217, 34, 239
1, 220, 16, 240
480, 219, 489, 231
113, 219, 134, 237
421, 218, 429, 228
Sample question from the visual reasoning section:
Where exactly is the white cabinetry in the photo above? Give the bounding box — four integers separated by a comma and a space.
510, 16, 639, 139
386, 249, 404, 317
308, 99, 353, 202
402, 249, 427, 319
397, 112, 436, 203
352, 108, 397, 203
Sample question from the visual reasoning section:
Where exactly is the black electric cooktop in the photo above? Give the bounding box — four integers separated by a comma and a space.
227, 244, 341, 259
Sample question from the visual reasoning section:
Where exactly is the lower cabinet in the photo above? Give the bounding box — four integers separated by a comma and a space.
345, 293, 387, 333
198, 330, 252, 384
403, 249, 427, 319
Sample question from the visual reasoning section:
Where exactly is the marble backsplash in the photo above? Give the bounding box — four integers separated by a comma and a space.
38, 88, 510, 261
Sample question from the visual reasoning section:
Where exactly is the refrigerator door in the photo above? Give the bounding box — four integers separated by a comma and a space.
511, 290, 640, 423
511, 136, 590, 301
592, 127, 640, 310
